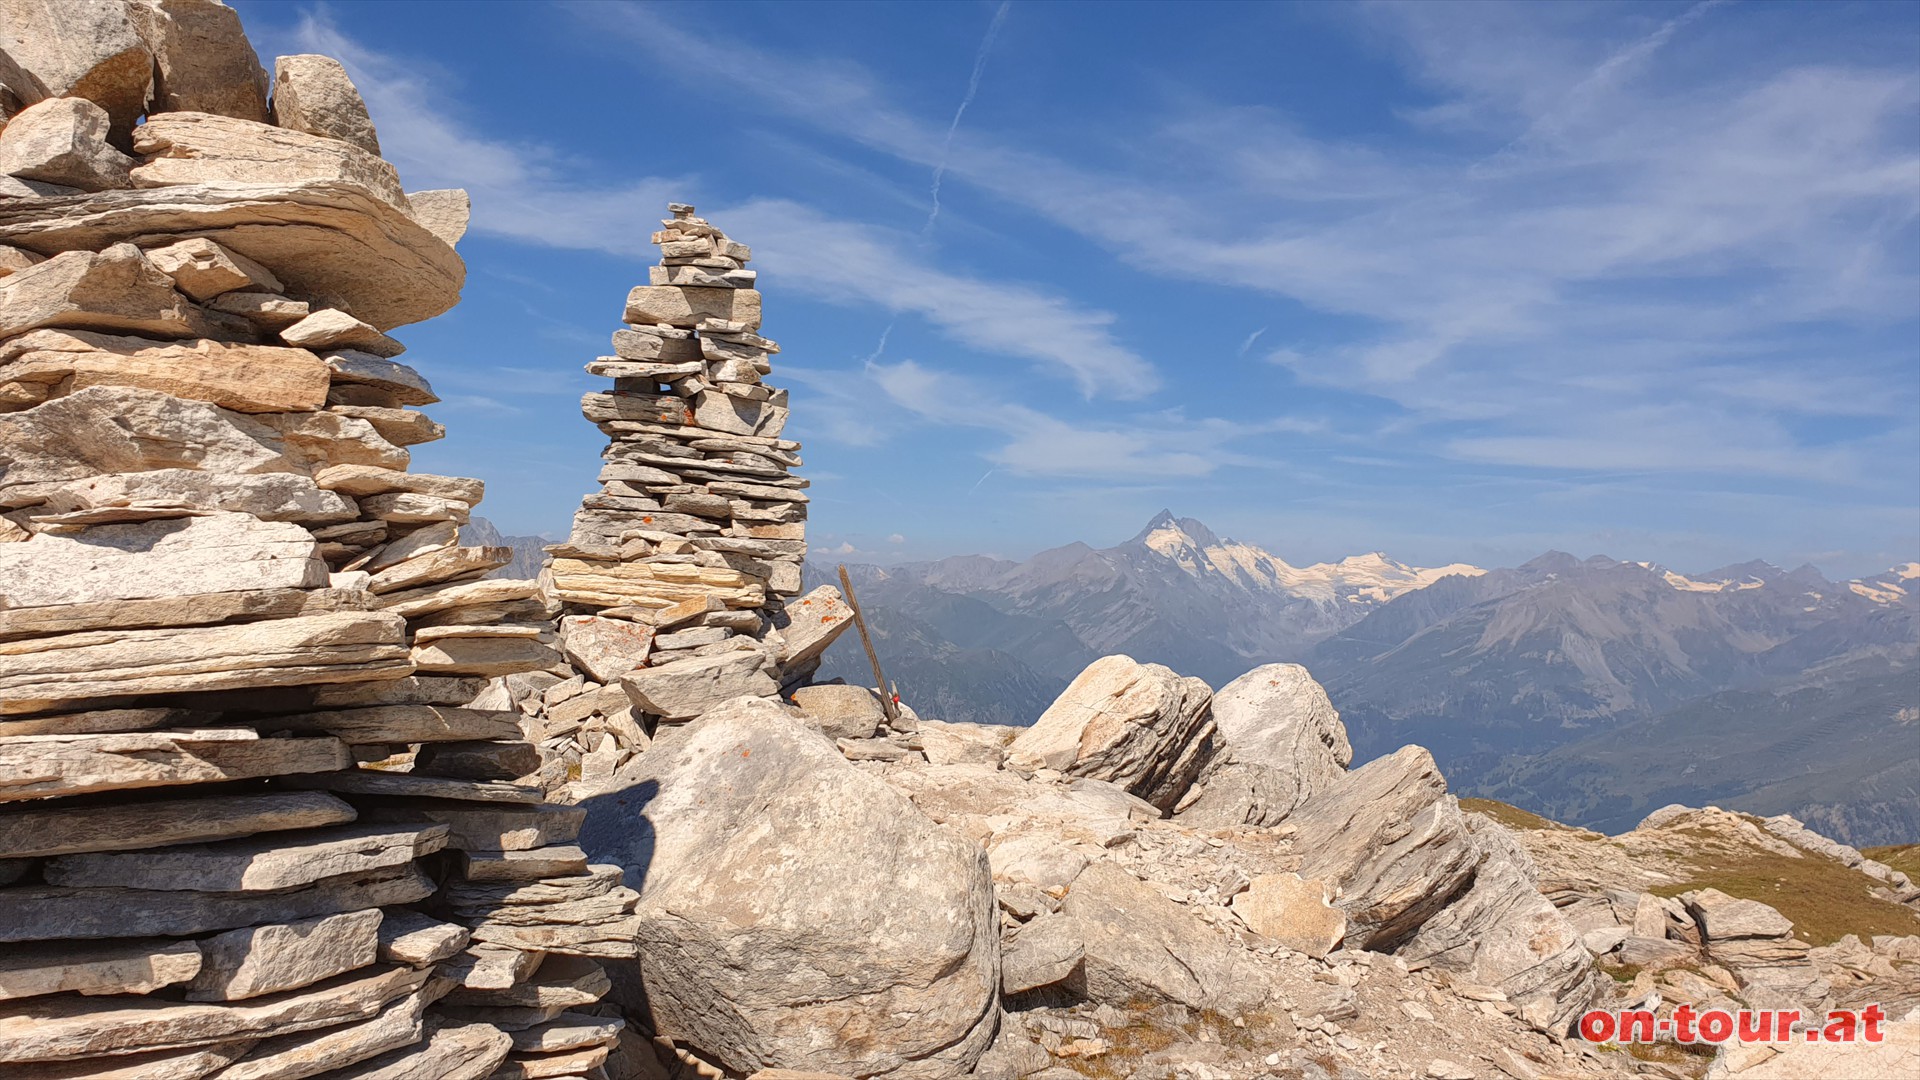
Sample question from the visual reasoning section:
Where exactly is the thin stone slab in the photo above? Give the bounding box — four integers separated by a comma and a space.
0, 512, 325, 609
368, 545, 507, 594
490, 1043, 611, 1080
6, 1041, 256, 1080
442, 866, 623, 918
454, 846, 589, 884
213, 986, 430, 1080
0, 611, 411, 716
0, 864, 435, 943
507, 1014, 624, 1054
0, 964, 427, 1064
0, 939, 202, 1001
131, 113, 407, 211
0, 587, 360, 644
465, 888, 638, 931
442, 946, 543, 992
0, 730, 350, 801
464, 914, 641, 961
373, 578, 540, 619
326, 1016, 513, 1080
376, 909, 469, 967
264, 705, 522, 744
410, 637, 564, 678
0, 328, 328, 414
441, 956, 608, 1011
548, 557, 763, 610
42, 823, 449, 891
411, 739, 541, 782
0, 181, 463, 330
188, 909, 382, 1001
358, 803, 584, 853
281, 770, 543, 804
622, 285, 760, 330
324, 351, 437, 406
0, 790, 357, 859
0, 706, 206, 737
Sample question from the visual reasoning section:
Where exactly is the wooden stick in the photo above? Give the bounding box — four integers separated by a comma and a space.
837, 564, 900, 726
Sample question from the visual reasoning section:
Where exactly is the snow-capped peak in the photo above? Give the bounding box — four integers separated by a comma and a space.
1132, 514, 1483, 607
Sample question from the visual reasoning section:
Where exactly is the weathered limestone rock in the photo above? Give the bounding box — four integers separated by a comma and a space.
328, 1015, 513, 1080
284, 769, 542, 804
271, 54, 382, 156
407, 188, 469, 246
455, 846, 589, 884
413, 739, 542, 782
0, 513, 325, 608
1289, 745, 1483, 950
324, 351, 438, 405
213, 985, 430, 1080
128, 0, 271, 122
210, 289, 308, 329
1230, 873, 1347, 958
579, 697, 1000, 1079
132, 112, 408, 211
0, 864, 435, 942
1179, 663, 1350, 827
769, 585, 852, 667
0, 729, 350, 800
557, 615, 653, 684
1057, 861, 1271, 1013
790, 683, 886, 740
0, 328, 330, 413
999, 913, 1086, 996
0, 790, 357, 859
0, 181, 465, 330
268, 704, 523, 744
360, 802, 583, 852
144, 236, 282, 299
1006, 654, 1214, 812
0, 97, 133, 190
283, 308, 404, 357
0, 387, 299, 494
0, 963, 427, 1063
0, 244, 208, 340
0, 939, 202, 1000
411, 636, 563, 677
42, 823, 449, 891
0, 0, 153, 138
619, 650, 778, 721
508, 1013, 624, 1054
187, 909, 383, 1001
376, 910, 469, 967
547, 557, 765, 610
0, 611, 411, 715
623, 285, 761, 329
1686, 888, 1796, 941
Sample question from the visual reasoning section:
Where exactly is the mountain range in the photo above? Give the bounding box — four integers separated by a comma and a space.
813, 513, 1919, 845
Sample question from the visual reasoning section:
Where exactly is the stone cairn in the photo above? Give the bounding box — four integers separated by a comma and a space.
0, 4, 632, 1078
511, 204, 853, 794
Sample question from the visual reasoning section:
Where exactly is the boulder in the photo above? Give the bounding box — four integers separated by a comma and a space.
1006, 655, 1214, 812
127, 0, 271, 122
1000, 913, 1085, 996
558, 615, 655, 684
0, 328, 330, 414
1396, 815, 1602, 1032
1179, 663, 1349, 827
0, 243, 209, 341
768, 585, 852, 667
1289, 745, 1483, 949
0, 97, 133, 190
0, 512, 325, 609
1229, 873, 1347, 958
578, 696, 1000, 1078
789, 683, 885, 740
0, 180, 465, 330
1055, 861, 1271, 1014
0, 0, 152, 140
132, 112, 409, 211
271, 54, 382, 156
1685, 888, 1796, 941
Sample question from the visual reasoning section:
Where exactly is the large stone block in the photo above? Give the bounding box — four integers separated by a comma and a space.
271, 54, 381, 156
0, 328, 330, 414
128, 0, 271, 122
0, 0, 152, 139
1006, 655, 1214, 812
0, 243, 209, 340
132, 112, 408, 211
622, 285, 761, 330
0, 97, 133, 190
187, 909, 383, 1001
0, 512, 325, 609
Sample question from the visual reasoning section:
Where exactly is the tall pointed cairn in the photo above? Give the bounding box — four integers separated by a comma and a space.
0, 4, 629, 1077
533, 204, 854, 784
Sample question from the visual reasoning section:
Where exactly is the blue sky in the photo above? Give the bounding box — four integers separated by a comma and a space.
233, 1, 1919, 578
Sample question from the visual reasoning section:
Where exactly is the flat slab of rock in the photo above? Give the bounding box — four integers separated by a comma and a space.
0, 611, 411, 716
0, 586, 348, 644
0, 243, 211, 340
455, 845, 589, 883
359, 803, 584, 853
507, 1013, 624, 1054
558, 615, 653, 684
1230, 873, 1347, 958
132, 112, 407, 211
0, 864, 434, 942
188, 908, 382, 1001
376, 909, 469, 967
618, 649, 778, 721
1001, 912, 1086, 996
0, 938, 202, 1001
42, 822, 449, 891
324, 1016, 512, 1080
281, 770, 544, 804
0, 328, 328, 414
0, 964, 427, 1064
213, 985, 429, 1080
0, 181, 464, 330
0, 386, 293, 494
578, 696, 999, 1078
791, 684, 885, 740
2, 1040, 255, 1079
0, 512, 325, 609
623, 285, 761, 329
1180, 663, 1351, 827
266, 704, 523, 744
0, 790, 357, 859
1007, 654, 1215, 811
0, 729, 350, 801
547, 556, 763, 610
770, 586, 853, 668
1058, 861, 1271, 1014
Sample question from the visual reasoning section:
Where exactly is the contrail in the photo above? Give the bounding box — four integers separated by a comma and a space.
859, 321, 895, 369
967, 467, 997, 494
924, 0, 1012, 235
1237, 327, 1268, 357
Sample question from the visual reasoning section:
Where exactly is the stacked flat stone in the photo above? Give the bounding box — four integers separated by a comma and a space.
532, 204, 852, 788
0, 4, 628, 1078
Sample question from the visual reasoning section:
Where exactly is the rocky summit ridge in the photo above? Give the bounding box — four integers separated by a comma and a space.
0, 5, 1915, 1080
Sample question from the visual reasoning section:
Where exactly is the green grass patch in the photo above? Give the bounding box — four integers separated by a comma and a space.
1649, 835, 1920, 945
1863, 843, 1920, 880
1459, 797, 1565, 831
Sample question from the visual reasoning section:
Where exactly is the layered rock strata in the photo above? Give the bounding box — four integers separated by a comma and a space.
0, 5, 628, 1078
